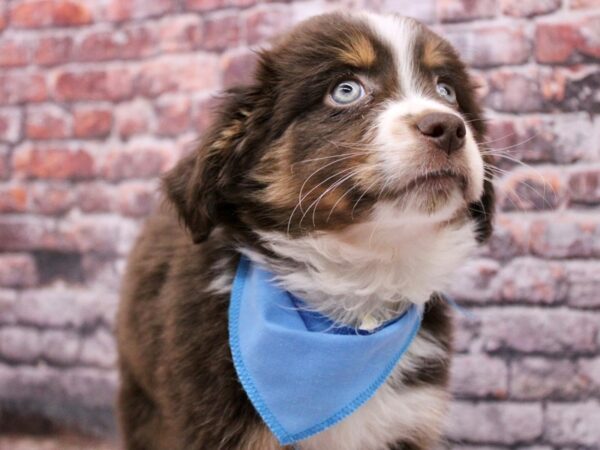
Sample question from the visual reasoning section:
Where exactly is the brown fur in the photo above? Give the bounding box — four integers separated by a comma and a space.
117, 12, 494, 450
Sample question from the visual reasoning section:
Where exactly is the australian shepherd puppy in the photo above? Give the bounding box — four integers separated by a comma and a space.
117, 11, 494, 450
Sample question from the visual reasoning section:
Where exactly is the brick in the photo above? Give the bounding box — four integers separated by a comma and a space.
486, 214, 531, 260
12, 143, 95, 180
56, 215, 139, 255
15, 285, 118, 328
158, 15, 203, 53
564, 261, 600, 308
478, 307, 600, 354
487, 114, 595, 166
0, 254, 38, 288
41, 329, 81, 366
114, 99, 154, 138
446, 401, 543, 444
221, 48, 258, 89
490, 257, 567, 304
0, 364, 118, 433
0, 39, 30, 67
9, 0, 92, 28
377, 0, 436, 23
135, 54, 220, 98
510, 358, 589, 400
73, 105, 112, 139
578, 358, 600, 394
438, 0, 497, 23
26, 104, 72, 140
452, 313, 479, 353
529, 214, 600, 258
450, 354, 508, 399
559, 67, 600, 113
0, 108, 23, 143
0, 326, 41, 363
536, 16, 600, 64
498, 168, 563, 212
77, 182, 116, 214
103, 0, 176, 22
33, 35, 74, 66
0, 216, 53, 252
76, 25, 156, 62
202, 11, 242, 51
99, 139, 176, 181
485, 69, 544, 113
500, 0, 561, 17
0, 3, 6, 32
155, 96, 191, 136
81, 254, 123, 291
0, 145, 9, 180
448, 258, 500, 303
54, 67, 133, 102
0, 185, 28, 213
78, 181, 158, 217
446, 25, 530, 68
185, 0, 256, 12
571, 0, 600, 7
548, 114, 596, 162
117, 181, 159, 217
545, 401, 600, 446
0, 182, 73, 215
29, 182, 74, 214
245, 5, 292, 45
0, 72, 47, 105
80, 328, 117, 368
0, 290, 18, 326
568, 166, 600, 205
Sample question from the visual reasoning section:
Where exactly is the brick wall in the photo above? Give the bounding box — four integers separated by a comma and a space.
0, 0, 598, 448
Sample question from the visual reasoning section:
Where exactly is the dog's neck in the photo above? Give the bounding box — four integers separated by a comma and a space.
249, 215, 477, 329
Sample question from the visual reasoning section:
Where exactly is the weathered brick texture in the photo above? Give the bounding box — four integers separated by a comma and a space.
0, 0, 598, 447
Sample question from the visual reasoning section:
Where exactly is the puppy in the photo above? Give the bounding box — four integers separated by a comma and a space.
117, 11, 494, 450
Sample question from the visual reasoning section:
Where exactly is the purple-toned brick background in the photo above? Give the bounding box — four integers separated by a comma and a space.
0, 0, 598, 448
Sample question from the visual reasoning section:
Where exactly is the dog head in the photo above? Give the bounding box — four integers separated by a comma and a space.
164, 12, 494, 250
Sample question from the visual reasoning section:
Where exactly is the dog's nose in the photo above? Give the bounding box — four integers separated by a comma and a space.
416, 112, 466, 155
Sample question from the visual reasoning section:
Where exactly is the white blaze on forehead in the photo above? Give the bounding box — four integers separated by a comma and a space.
357, 13, 485, 204
363, 13, 424, 97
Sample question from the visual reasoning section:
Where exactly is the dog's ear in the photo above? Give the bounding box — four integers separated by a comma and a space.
162, 87, 261, 243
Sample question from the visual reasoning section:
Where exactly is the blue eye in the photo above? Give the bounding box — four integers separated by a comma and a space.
436, 82, 457, 103
331, 80, 365, 105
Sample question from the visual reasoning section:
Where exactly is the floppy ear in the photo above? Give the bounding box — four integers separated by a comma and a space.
162, 88, 261, 243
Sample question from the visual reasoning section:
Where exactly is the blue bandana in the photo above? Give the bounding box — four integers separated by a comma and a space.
229, 257, 423, 445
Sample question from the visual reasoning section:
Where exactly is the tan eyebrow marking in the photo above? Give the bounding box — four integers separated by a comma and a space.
422, 37, 450, 69
338, 33, 377, 68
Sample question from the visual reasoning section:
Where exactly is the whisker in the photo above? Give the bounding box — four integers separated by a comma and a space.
304, 168, 364, 228
351, 178, 379, 219
286, 165, 357, 235
290, 151, 369, 166
297, 155, 358, 214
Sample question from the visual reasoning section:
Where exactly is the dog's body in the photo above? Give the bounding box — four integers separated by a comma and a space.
117, 12, 494, 450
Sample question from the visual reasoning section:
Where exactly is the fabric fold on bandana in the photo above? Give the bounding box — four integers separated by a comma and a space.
228, 256, 423, 445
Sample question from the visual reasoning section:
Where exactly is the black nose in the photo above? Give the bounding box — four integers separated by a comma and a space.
416, 112, 466, 155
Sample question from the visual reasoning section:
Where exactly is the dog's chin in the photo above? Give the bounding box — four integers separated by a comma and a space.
374, 178, 469, 227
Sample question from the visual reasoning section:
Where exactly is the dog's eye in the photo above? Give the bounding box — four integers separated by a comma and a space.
436, 82, 457, 104
330, 80, 365, 105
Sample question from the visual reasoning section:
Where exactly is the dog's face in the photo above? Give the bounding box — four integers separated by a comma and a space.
164, 13, 494, 247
